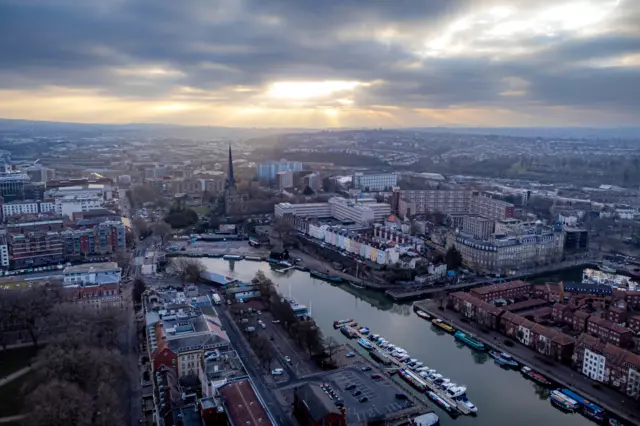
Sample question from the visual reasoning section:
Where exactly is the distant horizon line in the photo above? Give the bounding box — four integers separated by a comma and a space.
0, 116, 639, 131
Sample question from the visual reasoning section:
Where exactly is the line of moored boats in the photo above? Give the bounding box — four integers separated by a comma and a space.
334, 318, 477, 416
414, 307, 625, 425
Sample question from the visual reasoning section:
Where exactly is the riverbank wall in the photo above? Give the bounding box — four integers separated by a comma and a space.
414, 300, 639, 425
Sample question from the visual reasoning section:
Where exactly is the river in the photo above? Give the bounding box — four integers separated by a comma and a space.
199, 258, 594, 426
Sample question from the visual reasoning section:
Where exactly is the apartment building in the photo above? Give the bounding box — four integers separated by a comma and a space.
61, 221, 126, 257
469, 193, 515, 221
447, 229, 565, 274
396, 188, 471, 217
0, 235, 9, 268
586, 316, 634, 347
352, 172, 397, 191
257, 160, 303, 181
462, 215, 495, 240
276, 170, 293, 190
55, 194, 103, 218
470, 280, 531, 302
275, 202, 332, 218
574, 333, 640, 397
8, 231, 64, 268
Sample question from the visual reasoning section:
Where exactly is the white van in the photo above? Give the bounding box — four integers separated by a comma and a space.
271, 368, 284, 376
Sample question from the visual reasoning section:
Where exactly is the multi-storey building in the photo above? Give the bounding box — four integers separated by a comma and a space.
352, 172, 397, 191
573, 333, 640, 397
61, 221, 126, 257
586, 316, 634, 347
257, 160, 303, 182
275, 197, 391, 225
276, 170, 293, 190
447, 228, 565, 274
0, 173, 29, 202
462, 215, 495, 240
1, 200, 56, 218
469, 193, 515, 221
63, 262, 122, 286
396, 188, 471, 217
304, 172, 321, 190
0, 235, 9, 268
470, 280, 531, 302
8, 231, 64, 268
54, 194, 103, 218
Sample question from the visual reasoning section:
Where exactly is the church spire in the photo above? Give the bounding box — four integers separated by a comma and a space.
226, 144, 235, 191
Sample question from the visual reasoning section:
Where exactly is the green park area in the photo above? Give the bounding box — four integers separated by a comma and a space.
0, 371, 32, 417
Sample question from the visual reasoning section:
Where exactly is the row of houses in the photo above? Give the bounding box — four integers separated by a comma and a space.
449, 291, 640, 398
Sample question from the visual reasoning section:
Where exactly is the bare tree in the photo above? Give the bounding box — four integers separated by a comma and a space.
111, 249, 131, 271
8, 284, 62, 348
132, 217, 149, 239
132, 278, 147, 304
23, 380, 93, 426
172, 257, 206, 285
323, 336, 340, 363
251, 271, 276, 309
151, 221, 173, 245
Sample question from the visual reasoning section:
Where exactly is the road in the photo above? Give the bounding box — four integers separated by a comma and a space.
217, 308, 294, 426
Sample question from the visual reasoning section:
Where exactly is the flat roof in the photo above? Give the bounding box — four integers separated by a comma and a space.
219, 379, 274, 426
64, 262, 120, 273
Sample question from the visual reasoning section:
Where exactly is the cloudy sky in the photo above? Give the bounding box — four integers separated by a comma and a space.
0, 0, 638, 127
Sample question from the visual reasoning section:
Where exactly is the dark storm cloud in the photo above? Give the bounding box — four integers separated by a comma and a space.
0, 0, 639, 113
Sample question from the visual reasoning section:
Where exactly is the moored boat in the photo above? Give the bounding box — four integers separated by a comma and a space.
550, 390, 579, 412
416, 310, 431, 320
520, 366, 553, 386
560, 388, 604, 422
244, 255, 263, 261
398, 368, 427, 392
310, 270, 343, 282
358, 337, 373, 350
333, 318, 353, 328
454, 330, 486, 351
427, 391, 457, 415
358, 327, 370, 335
431, 318, 455, 333
599, 265, 617, 274
456, 395, 478, 414
489, 350, 519, 368
222, 254, 244, 261
340, 326, 356, 338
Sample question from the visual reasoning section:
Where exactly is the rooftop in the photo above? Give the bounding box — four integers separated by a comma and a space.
218, 379, 274, 426
471, 280, 530, 295
295, 383, 343, 422
63, 262, 120, 273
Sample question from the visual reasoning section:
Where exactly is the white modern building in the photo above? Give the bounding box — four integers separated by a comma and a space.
0, 236, 9, 268
275, 170, 293, 190
63, 262, 122, 286
352, 172, 397, 191
55, 194, 103, 218
257, 160, 303, 181
275, 197, 391, 225
1, 200, 56, 218
581, 348, 607, 382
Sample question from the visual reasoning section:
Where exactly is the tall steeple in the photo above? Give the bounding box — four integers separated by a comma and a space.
226, 144, 236, 191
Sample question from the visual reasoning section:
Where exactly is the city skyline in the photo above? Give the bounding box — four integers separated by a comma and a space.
0, 0, 638, 127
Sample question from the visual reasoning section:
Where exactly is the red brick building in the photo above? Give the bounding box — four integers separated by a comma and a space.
628, 315, 640, 334
572, 310, 591, 333
552, 303, 573, 324
449, 292, 504, 330
294, 383, 346, 426
469, 280, 531, 302
151, 324, 178, 372
219, 379, 274, 425
603, 306, 628, 324
625, 291, 640, 310
587, 316, 634, 348
573, 333, 640, 397
533, 283, 561, 303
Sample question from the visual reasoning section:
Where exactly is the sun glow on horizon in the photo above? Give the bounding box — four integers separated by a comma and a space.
267, 81, 364, 100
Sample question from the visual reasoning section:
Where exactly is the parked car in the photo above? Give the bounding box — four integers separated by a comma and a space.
352, 390, 362, 397
345, 384, 357, 391
345, 352, 355, 358
371, 374, 382, 380
358, 396, 369, 403
271, 368, 284, 376
284, 356, 292, 363
395, 393, 408, 400
360, 366, 372, 372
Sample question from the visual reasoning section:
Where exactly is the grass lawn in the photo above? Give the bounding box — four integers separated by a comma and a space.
0, 371, 32, 417
192, 206, 211, 215
0, 346, 38, 377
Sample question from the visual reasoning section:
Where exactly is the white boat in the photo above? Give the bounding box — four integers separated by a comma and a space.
417, 366, 429, 372
447, 385, 467, 398
419, 371, 430, 378
414, 362, 424, 368
427, 372, 442, 382
409, 358, 418, 364
456, 395, 478, 413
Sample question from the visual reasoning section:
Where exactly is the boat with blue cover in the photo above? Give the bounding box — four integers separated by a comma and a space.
550, 390, 579, 412
560, 389, 604, 421
454, 331, 486, 351
489, 350, 518, 368
358, 337, 373, 350
310, 270, 343, 282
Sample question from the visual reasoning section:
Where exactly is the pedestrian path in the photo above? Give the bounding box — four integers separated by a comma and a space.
0, 414, 26, 424
0, 362, 40, 388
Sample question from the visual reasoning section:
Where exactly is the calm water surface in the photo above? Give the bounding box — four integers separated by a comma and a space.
200, 258, 594, 426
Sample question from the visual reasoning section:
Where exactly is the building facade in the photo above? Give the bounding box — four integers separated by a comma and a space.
352, 172, 397, 191
276, 170, 294, 190
8, 231, 64, 268
63, 262, 122, 286
257, 160, 303, 182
